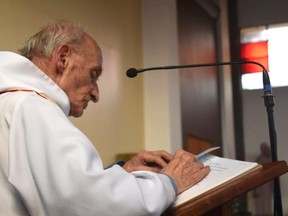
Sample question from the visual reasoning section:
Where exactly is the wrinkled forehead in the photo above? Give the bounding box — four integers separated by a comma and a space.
82, 37, 103, 70
93, 43, 103, 74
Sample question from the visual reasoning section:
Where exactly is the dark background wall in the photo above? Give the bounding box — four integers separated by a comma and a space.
238, 0, 288, 28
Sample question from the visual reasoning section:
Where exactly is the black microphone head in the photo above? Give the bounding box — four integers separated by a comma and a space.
126, 68, 138, 78
262, 69, 272, 94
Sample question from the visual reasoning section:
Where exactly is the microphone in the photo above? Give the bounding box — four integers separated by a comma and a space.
126, 61, 283, 216
126, 68, 139, 78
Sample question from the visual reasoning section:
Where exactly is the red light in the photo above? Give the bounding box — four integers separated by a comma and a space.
241, 41, 269, 73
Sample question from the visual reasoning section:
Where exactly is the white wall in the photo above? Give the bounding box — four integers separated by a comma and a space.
141, 0, 182, 153
243, 87, 288, 214
218, 0, 236, 158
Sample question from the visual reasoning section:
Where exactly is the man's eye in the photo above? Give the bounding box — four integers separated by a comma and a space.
90, 71, 97, 82
90, 69, 102, 84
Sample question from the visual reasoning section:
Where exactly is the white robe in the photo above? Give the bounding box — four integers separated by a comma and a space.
0, 51, 175, 216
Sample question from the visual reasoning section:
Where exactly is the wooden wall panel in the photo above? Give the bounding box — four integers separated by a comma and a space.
177, 0, 222, 150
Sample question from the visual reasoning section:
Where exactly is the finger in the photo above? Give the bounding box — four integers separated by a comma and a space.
147, 150, 173, 164
190, 162, 205, 172
176, 166, 210, 193
171, 155, 197, 170
173, 150, 196, 162
155, 150, 173, 162
190, 166, 210, 184
145, 155, 170, 169
173, 149, 185, 158
143, 151, 172, 168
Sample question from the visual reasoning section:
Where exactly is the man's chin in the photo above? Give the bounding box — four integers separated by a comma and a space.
69, 109, 84, 118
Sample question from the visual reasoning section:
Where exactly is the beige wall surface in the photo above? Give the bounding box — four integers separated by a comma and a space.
0, 0, 144, 166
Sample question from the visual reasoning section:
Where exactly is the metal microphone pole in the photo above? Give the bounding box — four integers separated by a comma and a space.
262, 71, 283, 216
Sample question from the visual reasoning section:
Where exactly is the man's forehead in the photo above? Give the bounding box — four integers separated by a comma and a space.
80, 36, 103, 74
94, 48, 103, 74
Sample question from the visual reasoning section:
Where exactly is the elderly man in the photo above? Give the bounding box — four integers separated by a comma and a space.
0, 21, 210, 216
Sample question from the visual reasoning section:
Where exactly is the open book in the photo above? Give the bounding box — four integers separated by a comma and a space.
173, 147, 261, 207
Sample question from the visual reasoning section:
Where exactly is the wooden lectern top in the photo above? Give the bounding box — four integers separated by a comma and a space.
163, 161, 288, 216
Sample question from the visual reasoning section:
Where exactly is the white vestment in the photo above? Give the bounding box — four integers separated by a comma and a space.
0, 51, 175, 216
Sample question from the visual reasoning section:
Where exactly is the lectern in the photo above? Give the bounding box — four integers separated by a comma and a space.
163, 161, 288, 216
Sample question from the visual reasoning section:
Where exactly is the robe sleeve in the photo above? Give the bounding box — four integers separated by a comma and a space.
6, 92, 176, 216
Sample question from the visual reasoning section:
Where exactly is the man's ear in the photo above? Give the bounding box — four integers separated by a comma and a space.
55, 45, 70, 74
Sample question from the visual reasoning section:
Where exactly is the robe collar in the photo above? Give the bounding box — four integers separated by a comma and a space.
0, 51, 70, 116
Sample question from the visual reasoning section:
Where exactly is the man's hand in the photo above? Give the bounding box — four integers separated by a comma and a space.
160, 150, 210, 194
123, 150, 173, 173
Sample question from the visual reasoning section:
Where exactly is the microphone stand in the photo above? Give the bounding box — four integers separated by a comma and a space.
262, 71, 283, 216
127, 61, 283, 215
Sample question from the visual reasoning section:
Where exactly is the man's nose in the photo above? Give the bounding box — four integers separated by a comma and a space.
90, 84, 99, 103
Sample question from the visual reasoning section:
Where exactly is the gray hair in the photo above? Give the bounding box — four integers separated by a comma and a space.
19, 21, 88, 60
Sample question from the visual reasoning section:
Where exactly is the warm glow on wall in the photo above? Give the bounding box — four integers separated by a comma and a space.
241, 41, 269, 74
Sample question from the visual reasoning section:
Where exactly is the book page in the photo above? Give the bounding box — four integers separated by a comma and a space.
196, 146, 221, 159
173, 154, 259, 207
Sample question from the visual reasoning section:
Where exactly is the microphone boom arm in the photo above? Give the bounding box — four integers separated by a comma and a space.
138, 61, 266, 72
